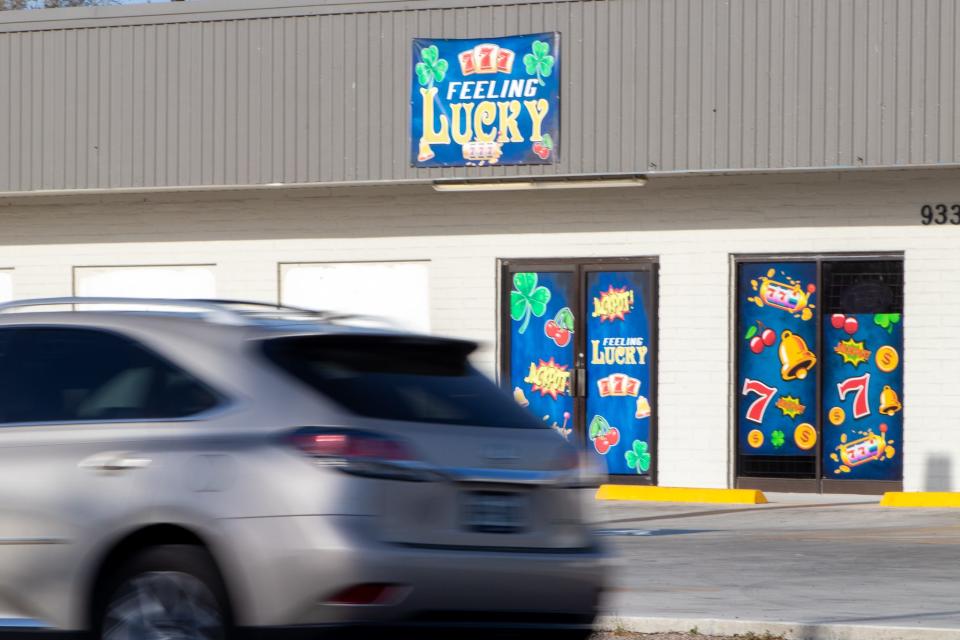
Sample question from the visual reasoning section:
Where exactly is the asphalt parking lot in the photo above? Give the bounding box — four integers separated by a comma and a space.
593, 493, 960, 633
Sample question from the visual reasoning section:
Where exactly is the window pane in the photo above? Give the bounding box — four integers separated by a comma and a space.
280, 262, 431, 333
0, 328, 219, 424
73, 265, 217, 310
263, 335, 542, 428
0, 271, 12, 303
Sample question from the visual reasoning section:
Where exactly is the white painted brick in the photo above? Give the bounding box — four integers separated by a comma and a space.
0, 169, 958, 490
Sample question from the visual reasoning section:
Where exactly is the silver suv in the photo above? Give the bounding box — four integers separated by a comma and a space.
0, 298, 607, 640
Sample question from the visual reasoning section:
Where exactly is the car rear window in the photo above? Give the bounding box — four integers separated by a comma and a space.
262, 335, 544, 428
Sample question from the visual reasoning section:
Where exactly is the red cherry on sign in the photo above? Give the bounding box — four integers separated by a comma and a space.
554, 328, 571, 348
749, 336, 764, 354
545, 320, 559, 339
594, 436, 611, 455
844, 316, 859, 335
606, 427, 620, 446
533, 142, 544, 154
831, 314, 846, 330
761, 329, 777, 347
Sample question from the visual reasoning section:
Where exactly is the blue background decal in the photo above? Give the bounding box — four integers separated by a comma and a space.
508, 272, 575, 440
585, 271, 655, 476
737, 262, 818, 457
821, 313, 903, 480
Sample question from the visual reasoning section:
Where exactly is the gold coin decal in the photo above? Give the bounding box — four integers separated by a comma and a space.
794, 423, 817, 450
828, 406, 846, 426
747, 429, 764, 448
876, 345, 899, 373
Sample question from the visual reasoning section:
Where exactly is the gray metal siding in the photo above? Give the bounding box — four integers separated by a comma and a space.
0, 0, 958, 192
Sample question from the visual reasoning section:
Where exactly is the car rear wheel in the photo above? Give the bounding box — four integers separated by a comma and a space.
96, 545, 230, 640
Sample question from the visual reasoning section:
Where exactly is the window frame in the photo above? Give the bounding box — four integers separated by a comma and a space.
0, 324, 232, 428
731, 252, 905, 495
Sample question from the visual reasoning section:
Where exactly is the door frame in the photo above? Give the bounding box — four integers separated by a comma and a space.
732, 252, 904, 495
499, 257, 659, 485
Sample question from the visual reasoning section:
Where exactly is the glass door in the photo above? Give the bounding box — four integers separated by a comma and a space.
583, 267, 657, 480
501, 259, 658, 483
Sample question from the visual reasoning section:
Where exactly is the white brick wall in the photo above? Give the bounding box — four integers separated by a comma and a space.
0, 168, 958, 491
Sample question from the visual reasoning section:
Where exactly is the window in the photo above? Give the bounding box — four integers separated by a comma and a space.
0, 270, 12, 303
73, 265, 217, 309
280, 262, 431, 333
263, 335, 542, 428
0, 328, 221, 424
735, 257, 904, 487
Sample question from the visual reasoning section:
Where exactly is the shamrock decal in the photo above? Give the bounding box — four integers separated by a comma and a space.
771, 429, 786, 449
625, 440, 651, 474
510, 273, 551, 334
523, 40, 555, 86
415, 45, 449, 88
873, 313, 901, 334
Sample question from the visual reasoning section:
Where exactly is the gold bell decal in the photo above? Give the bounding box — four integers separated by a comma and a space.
879, 385, 902, 416
779, 330, 817, 381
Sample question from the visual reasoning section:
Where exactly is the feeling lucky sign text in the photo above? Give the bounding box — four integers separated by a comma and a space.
411, 33, 560, 167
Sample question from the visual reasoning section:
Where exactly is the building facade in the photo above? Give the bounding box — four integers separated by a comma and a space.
1, 0, 959, 493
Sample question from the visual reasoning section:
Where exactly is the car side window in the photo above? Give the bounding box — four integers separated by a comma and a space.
0, 327, 221, 425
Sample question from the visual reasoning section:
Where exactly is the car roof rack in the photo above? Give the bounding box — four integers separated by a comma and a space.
0, 297, 251, 325
0, 297, 395, 328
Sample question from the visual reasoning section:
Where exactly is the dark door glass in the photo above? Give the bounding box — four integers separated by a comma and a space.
263, 335, 543, 428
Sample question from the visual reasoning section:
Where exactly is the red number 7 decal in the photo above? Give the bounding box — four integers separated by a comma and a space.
742, 378, 778, 424
837, 373, 871, 419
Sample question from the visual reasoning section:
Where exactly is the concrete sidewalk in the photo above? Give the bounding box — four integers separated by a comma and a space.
593, 493, 960, 639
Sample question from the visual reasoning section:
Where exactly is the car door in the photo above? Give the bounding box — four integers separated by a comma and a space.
0, 326, 156, 629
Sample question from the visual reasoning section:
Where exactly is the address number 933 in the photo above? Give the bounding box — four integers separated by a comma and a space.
920, 204, 960, 225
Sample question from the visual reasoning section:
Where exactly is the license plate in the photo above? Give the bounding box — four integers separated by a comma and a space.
462, 491, 527, 534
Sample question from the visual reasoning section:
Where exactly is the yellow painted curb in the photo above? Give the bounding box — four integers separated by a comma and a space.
595, 485, 767, 505
880, 492, 960, 508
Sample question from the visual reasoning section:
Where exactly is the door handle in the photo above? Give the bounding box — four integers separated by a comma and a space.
79, 451, 152, 473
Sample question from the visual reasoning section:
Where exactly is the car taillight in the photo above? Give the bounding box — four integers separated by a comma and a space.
287, 428, 426, 481
290, 431, 414, 461
325, 583, 407, 606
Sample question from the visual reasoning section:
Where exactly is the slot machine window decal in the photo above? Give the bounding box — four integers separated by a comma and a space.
508, 272, 576, 441
737, 263, 819, 458
737, 259, 904, 482
585, 271, 655, 476
822, 312, 903, 481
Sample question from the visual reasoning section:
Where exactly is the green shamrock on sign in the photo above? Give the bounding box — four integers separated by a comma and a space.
523, 40, 555, 86
874, 313, 901, 334
510, 273, 551, 335
625, 440, 651, 474
771, 430, 786, 449
415, 45, 449, 88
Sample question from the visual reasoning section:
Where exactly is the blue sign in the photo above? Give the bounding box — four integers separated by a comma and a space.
821, 312, 903, 480
508, 272, 575, 442
585, 271, 655, 477
737, 262, 819, 456
411, 33, 560, 167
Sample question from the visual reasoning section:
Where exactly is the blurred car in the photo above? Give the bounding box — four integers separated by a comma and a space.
0, 298, 608, 640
